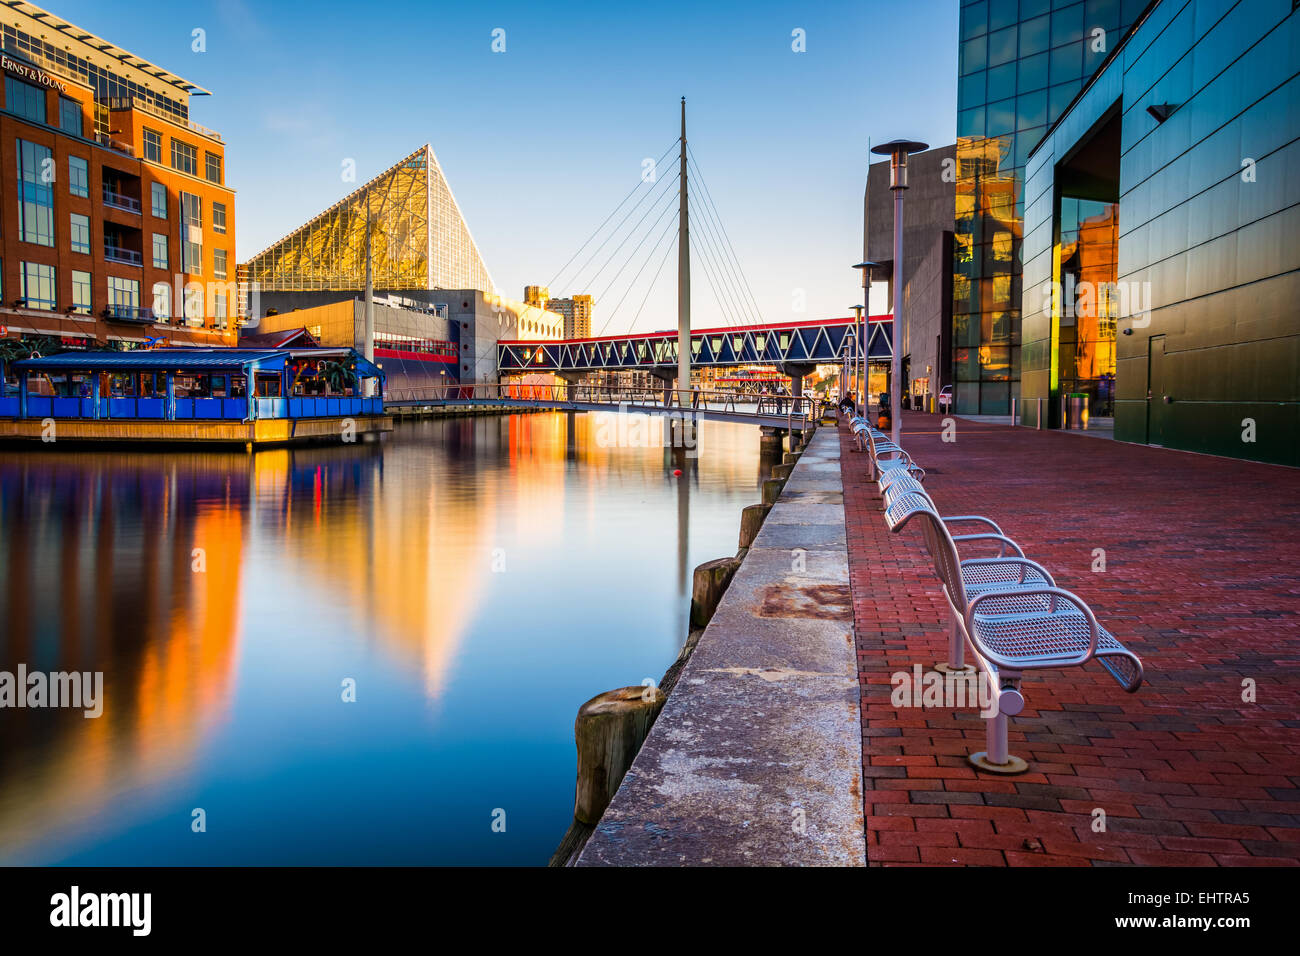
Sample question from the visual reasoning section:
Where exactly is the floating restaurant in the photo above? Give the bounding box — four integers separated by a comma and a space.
0, 347, 390, 445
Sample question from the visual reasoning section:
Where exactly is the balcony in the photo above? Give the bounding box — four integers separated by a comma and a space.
104, 244, 142, 266
103, 186, 141, 213
93, 132, 135, 158
102, 305, 155, 324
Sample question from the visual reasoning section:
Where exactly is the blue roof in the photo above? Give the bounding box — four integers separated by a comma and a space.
13, 347, 384, 381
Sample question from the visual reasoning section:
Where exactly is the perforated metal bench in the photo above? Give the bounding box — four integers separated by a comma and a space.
854, 423, 925, 483
882, 490, 1144, 774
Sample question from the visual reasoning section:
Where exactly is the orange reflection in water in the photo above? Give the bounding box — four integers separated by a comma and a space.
0, 452, 245, 858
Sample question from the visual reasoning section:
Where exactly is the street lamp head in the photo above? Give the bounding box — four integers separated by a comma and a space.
853, 261, 879, 295
870, 139, 929, 156
871, 139, 928, 189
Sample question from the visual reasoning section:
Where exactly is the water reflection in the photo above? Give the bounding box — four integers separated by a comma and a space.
0, 412, 765, 864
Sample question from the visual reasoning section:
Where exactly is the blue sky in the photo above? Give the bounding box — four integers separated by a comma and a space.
56, 0, 957, 333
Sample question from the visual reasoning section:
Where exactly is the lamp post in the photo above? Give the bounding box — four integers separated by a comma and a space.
848, 304, 865, 411
870, 139, 927, 445
853, 260, 880, 410
840, 329, 855, 407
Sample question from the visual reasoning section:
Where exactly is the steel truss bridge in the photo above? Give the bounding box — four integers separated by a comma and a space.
496, 315, 892, 375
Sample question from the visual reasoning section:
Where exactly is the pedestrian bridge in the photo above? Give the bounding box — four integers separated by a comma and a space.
384, 383, 819, 430
497, 315, 892, 374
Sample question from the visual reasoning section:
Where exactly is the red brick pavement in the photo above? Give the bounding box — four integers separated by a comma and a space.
841, 412, 1300, 866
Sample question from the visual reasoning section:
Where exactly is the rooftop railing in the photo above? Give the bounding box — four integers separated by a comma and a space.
106, 96, 222, 143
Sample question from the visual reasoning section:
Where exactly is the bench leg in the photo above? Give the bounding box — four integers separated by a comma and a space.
969, 675, 1028, 774
935, 617, 975, 675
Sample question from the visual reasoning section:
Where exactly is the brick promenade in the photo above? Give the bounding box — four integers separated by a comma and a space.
842, 412, 1300, 866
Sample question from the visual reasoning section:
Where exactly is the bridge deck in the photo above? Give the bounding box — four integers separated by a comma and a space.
383, 397, 812, 429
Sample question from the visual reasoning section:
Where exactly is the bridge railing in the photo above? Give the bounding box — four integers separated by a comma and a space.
384, 383, 815, 431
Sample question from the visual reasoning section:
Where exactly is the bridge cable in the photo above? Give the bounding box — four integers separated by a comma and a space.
689, 206, 750, 327
598, 214, 679, 337
688, 153, 763, 326
545, 139, 679, 292
689, 210, 747, 328
689, 211, 746, 331
557, 151, 680, 295
627, 232, 679, 331
580, 178, 681, 306
594, 194, 680, 306
688, 148, 764, 322
687, 147, 766, 323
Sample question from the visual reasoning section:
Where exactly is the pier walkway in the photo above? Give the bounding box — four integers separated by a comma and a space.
577, 427, 866, 866
843, 412, 1300, 866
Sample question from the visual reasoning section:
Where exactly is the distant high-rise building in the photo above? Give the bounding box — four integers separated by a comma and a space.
523, 285, 549, 308
547, 293, 593, 339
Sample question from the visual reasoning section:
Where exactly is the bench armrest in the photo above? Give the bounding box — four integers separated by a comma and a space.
942, 515, 1003, 535
951, 532, 1024, 558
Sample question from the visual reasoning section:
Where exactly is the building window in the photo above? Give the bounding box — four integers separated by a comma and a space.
70, 213, 90, 254
72, 269, 91, 314
151, 181, 167, 218
213, 248, 227, 280
214, 291, 227, 327
5, 76, 45, 124
142, 128, 162, 163
170, 139, 197, 176
19, 261, 55, 310
205, 151, 222, 184
58, 96, 81, 136
17, 139, 54, 247
69, 156, 89, 198
151, 281, 171, 321
107, 276, 140, 318
213, 201, 227, 234
180, 192, 202, 274
152, 232, 169, 269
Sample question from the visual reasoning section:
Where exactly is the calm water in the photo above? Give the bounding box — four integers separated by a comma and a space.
0, 412, 772, 865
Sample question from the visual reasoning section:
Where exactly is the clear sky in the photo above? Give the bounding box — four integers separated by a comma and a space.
54, 0, 957, 333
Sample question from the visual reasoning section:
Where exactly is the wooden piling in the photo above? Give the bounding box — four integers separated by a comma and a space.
738, 503, 768, 550
762, 477, 783, 507
573, 686, 667, 825
772, 462, 794, 481
690, 556, 741, 628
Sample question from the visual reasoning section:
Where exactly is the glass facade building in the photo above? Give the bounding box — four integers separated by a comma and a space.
1019, 0, 1300, 466
243, 145, 495, 295
955, 0, 1146, 413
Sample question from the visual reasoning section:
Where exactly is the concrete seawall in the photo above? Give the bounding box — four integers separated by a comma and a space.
576, 428, 865, 866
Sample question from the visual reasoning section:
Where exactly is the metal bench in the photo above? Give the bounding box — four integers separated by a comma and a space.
858, 427, 924, 483
882, 491, 1144, 773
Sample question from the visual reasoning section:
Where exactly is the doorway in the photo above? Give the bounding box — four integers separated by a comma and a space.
1147, 335, 1165, 446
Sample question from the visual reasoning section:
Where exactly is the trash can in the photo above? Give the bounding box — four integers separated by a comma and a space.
1064, 392, 1089, 430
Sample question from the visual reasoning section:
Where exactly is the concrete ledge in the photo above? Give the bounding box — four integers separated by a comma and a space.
576, 428, 864, 866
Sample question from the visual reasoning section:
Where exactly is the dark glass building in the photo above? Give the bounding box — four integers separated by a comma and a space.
1018, 0, 1299, 465
954, 0, 1146, 414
